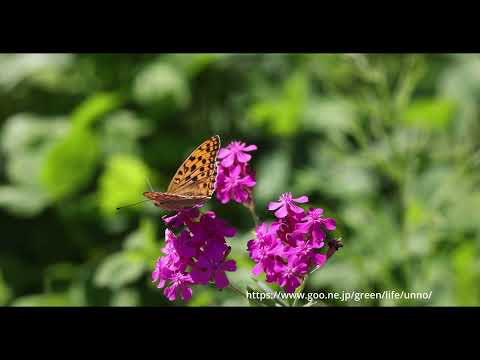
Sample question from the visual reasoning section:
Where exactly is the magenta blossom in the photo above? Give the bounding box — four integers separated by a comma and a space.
248, 193, 337, 293
218, 141, 257, 168
216, 165, 256, 204
152, 209, 237, 302
268, 192, 309, 219
162, 207, 200, 228
216, 140, 257, 206
190, 244, 237, 289
163, 271, 194, 301
189, 211, 236, 245
247, 223, 282, 277
274, 255, 309, 293
296, 208, 336, 245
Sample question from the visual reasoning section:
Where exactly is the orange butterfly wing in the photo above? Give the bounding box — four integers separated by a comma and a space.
143, 135, 221, 211
166, 135, 221, 197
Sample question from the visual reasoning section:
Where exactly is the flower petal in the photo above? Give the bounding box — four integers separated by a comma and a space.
274, 206, 289, 218
230, 165, 241, 177
222, 259, 237, 272
181, 286, 193, 301
312, 226, 326, 243
289, 204, 305, 214
217, 148, 230, 159
268, 201, 282, 211
243, 144, 257, 152
190, 267, 210, 285
214, 271, 229, 289
252, 262, 264, 276
236, 151, 252, 163
293, 195, 309, 203
312, 253, 327, 267
323, 218, 336, 231
221, 153, 235, 168
164, 285, 177, 301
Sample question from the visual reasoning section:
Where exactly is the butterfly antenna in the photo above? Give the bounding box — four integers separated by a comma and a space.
146, 177, 154, 192
116, 199, 150, 211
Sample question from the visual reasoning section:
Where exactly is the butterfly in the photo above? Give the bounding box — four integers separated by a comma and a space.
143, 135, 221, 211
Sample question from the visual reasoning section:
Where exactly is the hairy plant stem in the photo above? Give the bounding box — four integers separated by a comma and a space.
244, 199, 259, 226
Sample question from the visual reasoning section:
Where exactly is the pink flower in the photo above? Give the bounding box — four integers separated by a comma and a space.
165, 229, 198, 260
162, 207, 200, 228
247, 223, 282, 276
218, 141, 257, 168
151, 209, 237, 302
216, 165, 256, 204
163, 271, 194, 301
191, 244, 237, 289
247, 194, 337, 293
296, 208, 336, 245
216, 140, 257, 206
268, 192, 309, 219
274, 256, 308, 293
189, 211, 236, 245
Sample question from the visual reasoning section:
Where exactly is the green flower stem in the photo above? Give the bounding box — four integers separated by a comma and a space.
244, 199, 259, 226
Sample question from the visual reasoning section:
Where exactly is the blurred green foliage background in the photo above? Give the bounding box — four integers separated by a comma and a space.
0, 54, 479, 306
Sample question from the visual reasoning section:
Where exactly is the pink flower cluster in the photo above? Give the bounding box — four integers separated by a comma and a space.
247, 193, 336, 293
216, 141, 257, 205
152, 207, 237, 301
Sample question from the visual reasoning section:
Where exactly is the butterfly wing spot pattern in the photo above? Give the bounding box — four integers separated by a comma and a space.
143, 135, 221, 211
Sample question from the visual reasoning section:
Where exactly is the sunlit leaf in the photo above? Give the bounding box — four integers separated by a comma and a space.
0, 186, 50, 216
403, 98, 456, 130
12, 293, 76, 306
41, 128, 99, 200
133, 62, 190, 114
94, 252, 146, 290
98, 154, 150, 216
71, 92, 123, 130
111, 288, 140, 307
248, 71, 308, 136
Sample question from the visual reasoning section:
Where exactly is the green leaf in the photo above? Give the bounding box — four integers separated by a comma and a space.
0, 270, 12, 305
41, 128, 99, 200
304, 97, 356, 134
188, 289, 215, 306
403, 98, 456, 130
1, 113, 68, 188
133, 62, 190, 114
71, 92, 123, 130
0, 54, 72, 89
165, 53, 224, 78
98, 154, 150, 216
12, 293, 76, 306
44, 263, 77, 292
101, 110, 151, 156
94, 252, 146, 290
249, 71, 308, 136
453, 242, 478, 306
111, 288, 140, 306
0, 186, 50, 216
